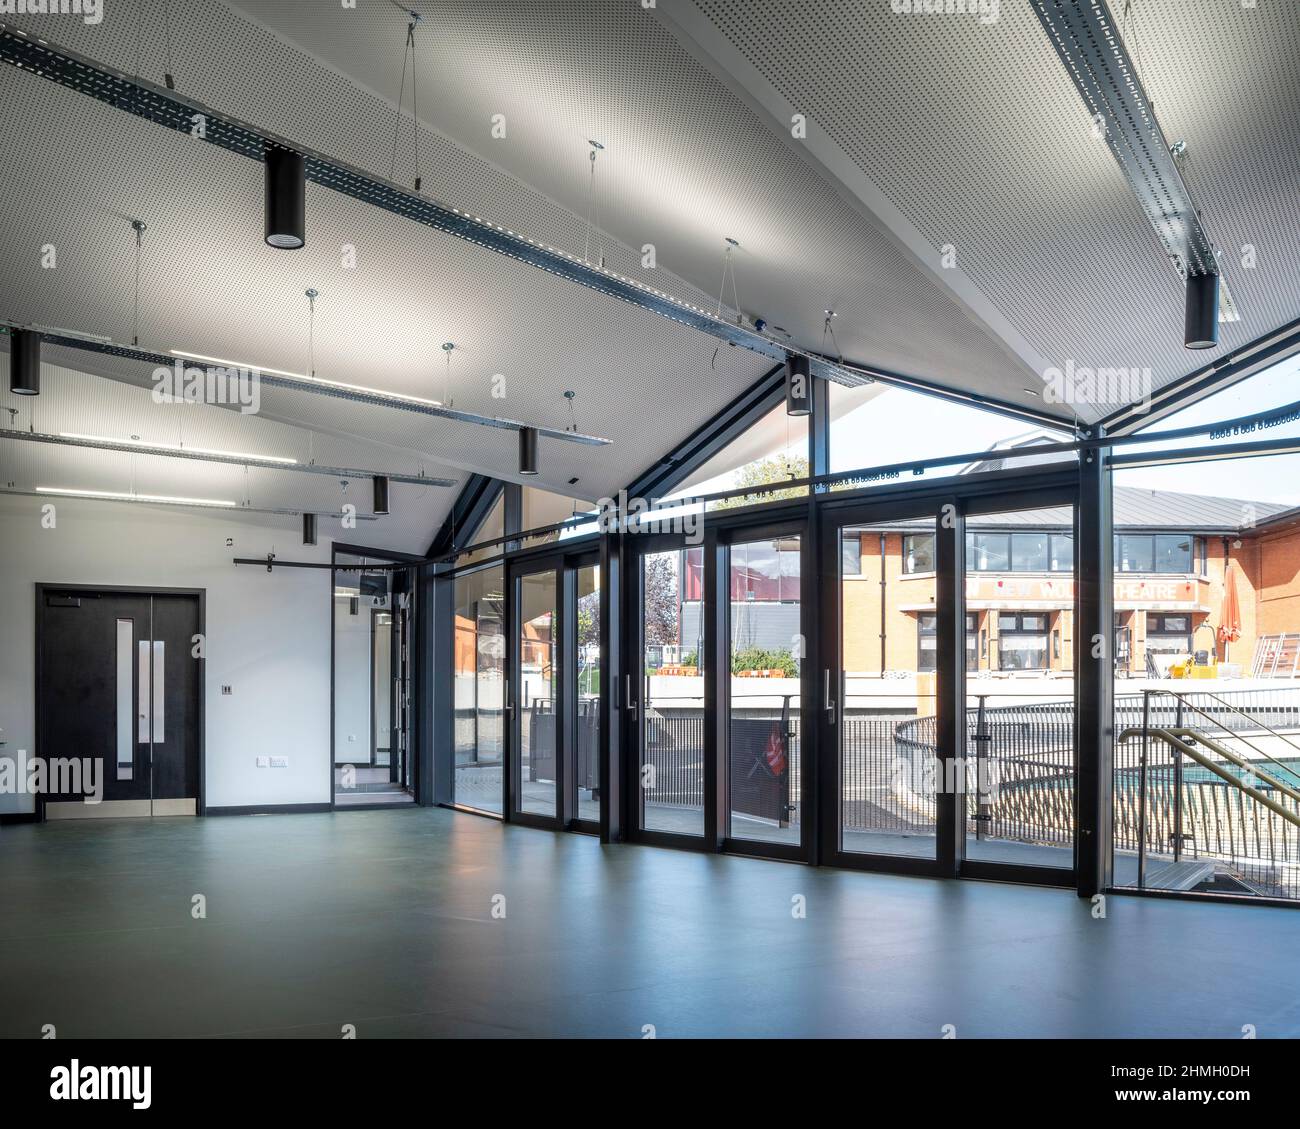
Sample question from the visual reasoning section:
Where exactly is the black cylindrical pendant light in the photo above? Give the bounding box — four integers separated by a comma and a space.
372, 475, 390, 515
8, 328, 41, 396
785, 353, 812, 417
302, 512, 317, 546
264, 146, 306, 249
518, 426, 539, 476
1184, 272, 1220, 350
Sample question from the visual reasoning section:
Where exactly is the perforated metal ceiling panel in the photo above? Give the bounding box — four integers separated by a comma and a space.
0, 1, 1055, 420
687, 0, 1300, 415
0, 59, 771, 516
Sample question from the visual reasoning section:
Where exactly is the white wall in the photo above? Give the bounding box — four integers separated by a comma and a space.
333, 597, 373, 764
0, 495, 335, 814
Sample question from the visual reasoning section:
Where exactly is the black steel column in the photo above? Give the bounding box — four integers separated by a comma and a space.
426, 562, 453, 806
1076, 445, 1115, 896
703, 527, 726, 849
934, 500, 965, 876
599, 528, 624, 842
558, 563, 575, 827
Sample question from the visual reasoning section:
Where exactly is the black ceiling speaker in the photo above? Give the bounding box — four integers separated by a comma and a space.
302, 512, 317, 546
785, 353, 812, 417
1185, 272, 1220, 350
518, 426, 539, 476
8, 328, 41, 395
264, 146, 306, 249
372, 475, 390, 515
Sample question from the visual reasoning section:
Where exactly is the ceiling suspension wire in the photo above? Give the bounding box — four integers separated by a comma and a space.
583, 140, 605, 266
306, 288, 319, 378
388, 14, 424, 192
162, 0, 176, 89
130, 219, 147, 347
716, 238, 742, 324
822, 309, 842, 364
441, 341, 455, 409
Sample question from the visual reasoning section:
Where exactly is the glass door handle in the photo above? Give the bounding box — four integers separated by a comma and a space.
823, 669, 837, 724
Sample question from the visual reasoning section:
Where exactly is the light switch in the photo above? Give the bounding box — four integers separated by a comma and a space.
256, 756, 269, 768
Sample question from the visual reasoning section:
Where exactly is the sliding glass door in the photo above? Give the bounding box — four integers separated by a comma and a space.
631, 520, 811, 860
507, 549, 602, 831
820, 487, 1078, 884
960, 494, 1077, 881
821, 501, 942, 871
723, 524, 808, 859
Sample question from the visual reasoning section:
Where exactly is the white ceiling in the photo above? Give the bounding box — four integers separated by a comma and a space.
1, 0, 1298, 552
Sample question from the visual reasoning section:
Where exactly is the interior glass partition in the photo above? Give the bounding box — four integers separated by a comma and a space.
333, 552, 414, 807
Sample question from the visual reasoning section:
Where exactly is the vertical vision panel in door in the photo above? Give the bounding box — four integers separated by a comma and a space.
150, 594, 201, 813
38, 589, 201, 818
39, 591, 153, 813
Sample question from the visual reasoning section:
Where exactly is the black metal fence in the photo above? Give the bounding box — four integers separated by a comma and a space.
641, 687, 1300, 898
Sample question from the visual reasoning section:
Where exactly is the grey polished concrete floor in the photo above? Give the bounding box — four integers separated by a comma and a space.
1, 807, 1298, 1039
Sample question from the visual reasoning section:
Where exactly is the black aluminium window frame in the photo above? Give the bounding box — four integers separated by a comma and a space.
32, 583, 207, 822
718, 516, 815, 865
503, 544, 603, 834
445, 556, 508, 819
958, 485, 1081, 888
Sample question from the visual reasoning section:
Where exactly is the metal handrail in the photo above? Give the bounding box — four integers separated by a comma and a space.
1118, 726, 1300, 828
1171, 688, 1300, 775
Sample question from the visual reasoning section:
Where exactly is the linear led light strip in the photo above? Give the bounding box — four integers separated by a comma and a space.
0, 427, 457, 487
36, 486, 239, 507
168, 350, 446, 411
59, 431, 298, 464
15, 486, 377, 520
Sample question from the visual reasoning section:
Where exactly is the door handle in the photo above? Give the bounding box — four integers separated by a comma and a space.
504, 678, 515, 718
624, 674, 637, 711
823, 669, 837, 725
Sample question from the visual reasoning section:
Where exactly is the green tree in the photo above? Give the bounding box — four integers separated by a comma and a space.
714, 454, 808, 510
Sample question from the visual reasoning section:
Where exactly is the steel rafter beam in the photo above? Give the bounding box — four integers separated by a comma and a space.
0, 25, 1072, 432
1099, 315, 1300, 435
0, 427, 455, 487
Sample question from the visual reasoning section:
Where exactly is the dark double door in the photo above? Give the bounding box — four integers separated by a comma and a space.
37, 587, 202, 818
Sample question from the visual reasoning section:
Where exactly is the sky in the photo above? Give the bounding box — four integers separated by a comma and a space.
688, 351, 1300, 508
